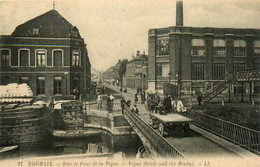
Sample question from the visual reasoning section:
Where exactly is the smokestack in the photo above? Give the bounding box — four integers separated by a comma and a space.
176, 0, 183, 26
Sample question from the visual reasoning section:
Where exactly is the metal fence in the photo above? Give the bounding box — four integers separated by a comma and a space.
84, 101, 122, 114
188, 109, 260, 154
123, 105, 185, 159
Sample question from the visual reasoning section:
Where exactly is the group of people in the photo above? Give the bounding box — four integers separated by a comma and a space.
135, 90, 146, 104
147, 93, 186, 115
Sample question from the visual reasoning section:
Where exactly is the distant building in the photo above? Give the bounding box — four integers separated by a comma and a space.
123, 51, 148, 90
148, 0, 260, 96
0, 10, 91, 97
103, 59, 127, 85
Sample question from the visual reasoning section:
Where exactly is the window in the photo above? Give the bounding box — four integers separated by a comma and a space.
156, 63, 169, 77
234, 63, 246, 71
254, 81, 260, 94
213, 63, 226, 79
157, 38, 169, 56
192, 39, 205, 56
37, 77, 45, 95
54, 77, 62, 95
19, 77, 29, 84
33, 28, 39, 35
36, 50, 46, 66
0, 49, 10, 66
254, 40, 260, 56
234, 40, 246, 57
72, 51, 80, 66
213, 39, 226, 56
192, 63, 204, 80
19, 49, 29, 66
53, 50, 62, 66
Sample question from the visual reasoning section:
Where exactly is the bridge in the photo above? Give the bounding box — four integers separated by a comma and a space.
97, 83, 260, 159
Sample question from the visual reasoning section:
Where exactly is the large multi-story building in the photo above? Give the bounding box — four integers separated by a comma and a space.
148, 0, 260, 97
123, 51, 148, 90
0, 9, 91, 97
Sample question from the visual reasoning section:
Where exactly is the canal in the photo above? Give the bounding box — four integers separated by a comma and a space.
1, 131, 142, 160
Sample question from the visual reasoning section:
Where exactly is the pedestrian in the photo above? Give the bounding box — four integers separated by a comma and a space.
135, 93, 138, 104
107, 95, 111, 112
126, 99, 131, 107
109, 93, 115, 110
120, 97, 126, 114
132, 105, 139, 116
176, 98, 187, 116
141, 91, 145, 104
164, 94, 172, 113
171, 97, 176, 112
97, 94, 103, 110
197, 92, 202, 106
73, 87, 80, 100
120, 87, 123, 92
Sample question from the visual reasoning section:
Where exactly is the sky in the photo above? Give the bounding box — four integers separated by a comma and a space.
0, 0, 260, 71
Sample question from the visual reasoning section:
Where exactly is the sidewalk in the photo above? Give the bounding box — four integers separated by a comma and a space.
104, 84, 150, 123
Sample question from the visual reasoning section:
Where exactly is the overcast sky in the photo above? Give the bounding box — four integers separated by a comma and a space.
1, 0, 260, 71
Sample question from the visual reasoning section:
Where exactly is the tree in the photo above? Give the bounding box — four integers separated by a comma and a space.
118, 59, 128, 87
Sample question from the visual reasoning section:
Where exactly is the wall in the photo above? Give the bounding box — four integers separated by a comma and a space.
84, 110, 136, 135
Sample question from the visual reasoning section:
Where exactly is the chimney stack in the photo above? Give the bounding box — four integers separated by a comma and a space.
176, 0, 183, 26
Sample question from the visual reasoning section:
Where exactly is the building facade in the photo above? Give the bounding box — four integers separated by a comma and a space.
0, 10, 91, 97
148, 0, 260, 96
123, 51, 148, 90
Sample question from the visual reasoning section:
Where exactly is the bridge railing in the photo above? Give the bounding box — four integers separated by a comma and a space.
84, 101, 121, 114
188, 109, 260, 154
123, 105, 185, 159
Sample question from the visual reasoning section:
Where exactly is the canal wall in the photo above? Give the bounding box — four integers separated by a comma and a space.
83, 110, 136, 135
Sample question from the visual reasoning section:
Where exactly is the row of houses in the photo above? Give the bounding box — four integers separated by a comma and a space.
102, 51, 148, 90
0, 10, 92, 97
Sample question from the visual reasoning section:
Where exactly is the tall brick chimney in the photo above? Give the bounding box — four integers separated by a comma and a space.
176, 0, 183, 26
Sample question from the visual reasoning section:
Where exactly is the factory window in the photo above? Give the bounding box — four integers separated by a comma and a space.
32, 28, 39, 35
19, 49, 29, 66
156, 63, 169, 77
0, 49, 10, 66
192, 39, 205, 56
37, 77, 45, 95
213, 39, 226, 56
254, 81, 260, 94
254, 40, 260, 56
192, 63, 204, 80
157, 38, 169, 56
72, 51, 80, 66
53, 50, 63, 66
19, 77, 29, 84
54, 77, 62, 95
213, 63, 226, 79
234, 63, 246, 71
234, 40, 246, 57
36, 50, 46, 66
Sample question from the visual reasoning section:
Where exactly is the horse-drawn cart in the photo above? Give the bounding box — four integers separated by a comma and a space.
149, 113, 194, 136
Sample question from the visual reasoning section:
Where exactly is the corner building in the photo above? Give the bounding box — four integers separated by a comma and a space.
148, 0, 260, 96
0, 10, 91, 97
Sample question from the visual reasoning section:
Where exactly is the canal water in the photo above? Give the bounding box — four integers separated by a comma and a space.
1, 131, 142, 160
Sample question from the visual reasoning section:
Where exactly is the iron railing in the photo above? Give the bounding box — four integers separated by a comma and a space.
188, 109, 260, 154
123, 105, 185, 159
84, 101, 121, 114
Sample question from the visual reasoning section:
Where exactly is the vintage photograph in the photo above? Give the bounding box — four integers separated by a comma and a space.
0, 0, 259, 166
